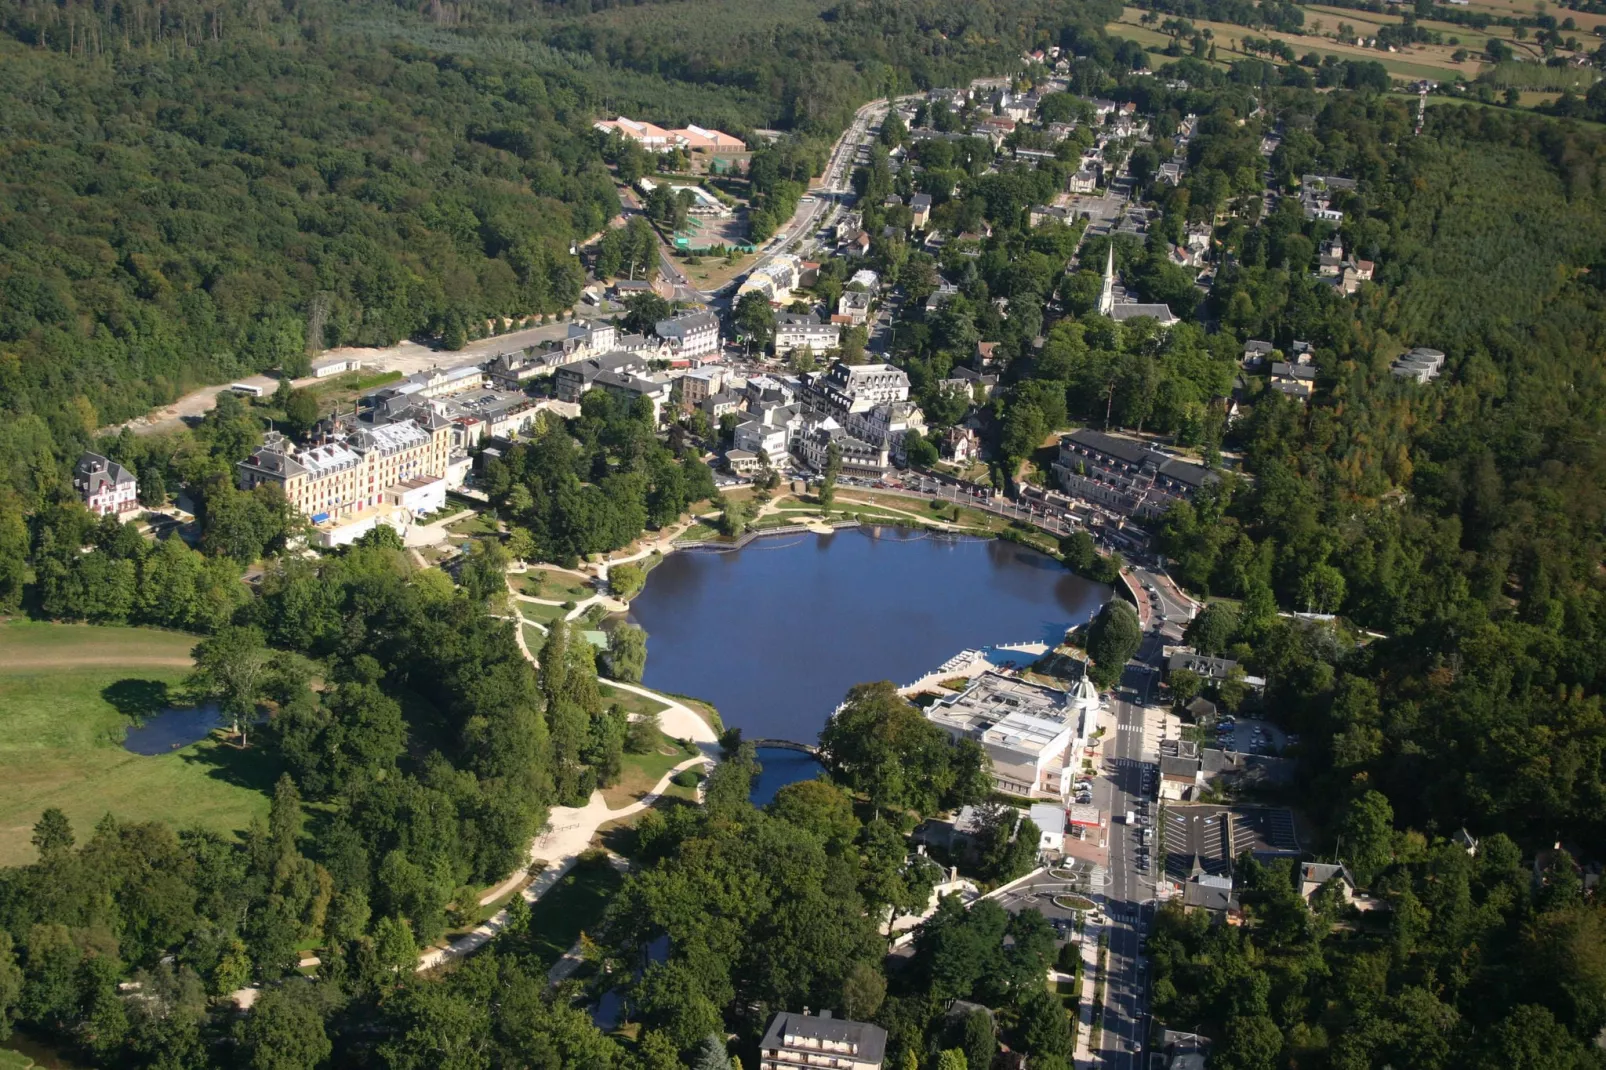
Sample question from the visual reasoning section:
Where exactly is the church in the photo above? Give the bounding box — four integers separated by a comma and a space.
1097, 245, 1179, 327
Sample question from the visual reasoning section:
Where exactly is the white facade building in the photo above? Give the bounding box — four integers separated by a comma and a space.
75, 453, 140, 517
925, 672, 1102, 800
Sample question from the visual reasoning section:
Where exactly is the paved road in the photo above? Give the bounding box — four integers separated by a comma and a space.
113, 316, 584, 437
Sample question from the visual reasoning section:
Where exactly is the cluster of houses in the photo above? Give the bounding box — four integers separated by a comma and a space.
726, 360, 923, 478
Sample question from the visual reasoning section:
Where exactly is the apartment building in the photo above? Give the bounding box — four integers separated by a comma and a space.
655, 310, 721, 359
759, 1012, 887, 1070
1052, 428, 1216, 519
775, 312, 841, 356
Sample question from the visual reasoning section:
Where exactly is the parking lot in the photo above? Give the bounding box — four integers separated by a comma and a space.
1159, 804, 1301, 882
1160, 807, 1231, 880
1208, 716, 1287, 756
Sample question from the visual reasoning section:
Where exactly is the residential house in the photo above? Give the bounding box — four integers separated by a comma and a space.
737, 255, 802, 301
1241, 340, 1275, 369
1030, 204, 1074, 227
485, 349, 551, 391
1068, 169, 1099, 193
942, 425, 980, 463
1160, 754, 1204, 801
1167, 652, 1239, 683
910, 193, 933, 228
75, 452, 140, 516
837, 289, 873, 326
700, 389, 745, 420
1269, 361, 1316, 402
1298, 863, 1356, 906
553, 352, 650, 404
759, 1011, 887, 1070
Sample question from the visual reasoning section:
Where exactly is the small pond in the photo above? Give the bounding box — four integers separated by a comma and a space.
122, 702, 221, 755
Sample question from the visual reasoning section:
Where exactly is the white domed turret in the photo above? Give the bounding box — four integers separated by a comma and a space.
1072, 673, 1100, 710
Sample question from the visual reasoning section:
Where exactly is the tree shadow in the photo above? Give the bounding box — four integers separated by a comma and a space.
178, 732, 284, 796
101, 678, 174, 723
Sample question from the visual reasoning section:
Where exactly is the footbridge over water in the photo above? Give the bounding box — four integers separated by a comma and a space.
747, 738, 821, 757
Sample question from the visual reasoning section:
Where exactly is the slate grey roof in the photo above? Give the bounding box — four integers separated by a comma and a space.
760, 1012, 888, 1066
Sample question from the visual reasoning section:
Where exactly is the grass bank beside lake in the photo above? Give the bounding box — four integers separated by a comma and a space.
0, 622, 276, 866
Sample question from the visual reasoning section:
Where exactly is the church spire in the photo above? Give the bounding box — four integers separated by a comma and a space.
1097, 243, 1116, 316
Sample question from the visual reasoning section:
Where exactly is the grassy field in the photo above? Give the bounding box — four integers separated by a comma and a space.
520, 601, 571, 625
1108, 6, 1485, 80
524, 853, 626, 968
514, 569, 592, 601
446, 511, 501, 538
599, 682, 670, 719
0, 623, 276, 867
601, 730, 695, 808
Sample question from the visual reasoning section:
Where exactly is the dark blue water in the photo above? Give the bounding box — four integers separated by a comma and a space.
630, 527, 1109, 743
122, 704, 220, 754
750, 747, 826, 805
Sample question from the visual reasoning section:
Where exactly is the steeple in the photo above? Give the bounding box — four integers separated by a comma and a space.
1098, 243, 1116, 316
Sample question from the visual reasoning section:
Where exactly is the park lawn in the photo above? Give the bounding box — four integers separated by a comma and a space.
446, 511, 500, 538
0, 622, 276, 867
676, 523, 719, 542
598, 682, 669, 719
522, 622, 548, 654
514, 569, 592, 601
601, 731, 691, 808
521, 601, 570, 625
525, 854, 625, 968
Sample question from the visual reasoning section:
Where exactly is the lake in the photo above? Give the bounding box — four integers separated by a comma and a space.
629, 526, 1110, 745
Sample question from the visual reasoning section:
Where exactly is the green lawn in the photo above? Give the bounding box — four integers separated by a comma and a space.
520, 601, 571, 625
0, 622, 277, 867
524, 853, 625, 967
522, 622, 548, 654
598, 683, 669, 719
514, 569, 592, 601
446, 511, 501, 538
601, 731, 693, 808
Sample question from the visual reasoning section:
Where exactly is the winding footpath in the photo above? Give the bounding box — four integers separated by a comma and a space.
415, 602, 719, 973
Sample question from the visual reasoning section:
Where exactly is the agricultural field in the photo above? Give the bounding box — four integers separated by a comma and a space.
0, 623, 276, 867
1109, 5, 1487, 80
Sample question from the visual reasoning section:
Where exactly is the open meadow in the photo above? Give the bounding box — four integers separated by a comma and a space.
0, 622, 276, 866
